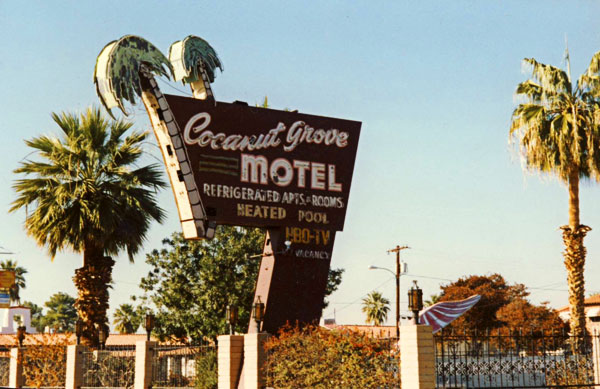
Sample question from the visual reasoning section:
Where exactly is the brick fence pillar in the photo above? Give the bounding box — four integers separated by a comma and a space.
400, 324, 435, 389
134, 340, 156, 389
241, 333, 268, 389
65, 344, 87, 389
9, 347, 23, 388
217, 335, 244, 389
592, 328, 600, 386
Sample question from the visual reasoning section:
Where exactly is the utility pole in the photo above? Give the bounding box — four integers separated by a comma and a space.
387, 245, 409, 338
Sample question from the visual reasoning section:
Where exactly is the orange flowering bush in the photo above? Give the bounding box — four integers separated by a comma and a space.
20, 333, 70, 388
264, 325, 399, 388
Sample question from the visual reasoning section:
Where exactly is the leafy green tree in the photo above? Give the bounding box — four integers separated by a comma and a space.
0, 260, 27, 305
324, 268, 344, 309
361, 291, 390, 326
510, 50, 600, 338
113, 304, 142, 334
22, 301, 45, 332
11, 107, 166, 345
137, 229, 344, 342
43, 292, 77, 332
138, 228, 264, 342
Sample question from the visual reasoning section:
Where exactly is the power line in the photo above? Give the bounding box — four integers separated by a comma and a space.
327, 277, 394, 316
404, 273, 452, 282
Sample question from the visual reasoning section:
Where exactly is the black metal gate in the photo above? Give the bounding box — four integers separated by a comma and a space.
435, 329, 600, 388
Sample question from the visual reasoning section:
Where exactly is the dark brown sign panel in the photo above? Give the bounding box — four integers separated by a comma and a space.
164, 94, 361, 232
254, 228, 337, 333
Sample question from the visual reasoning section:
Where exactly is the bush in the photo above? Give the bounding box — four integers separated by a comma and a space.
195, 349, 217, 389
21, 334, 69, 388
264, 325, 398, 389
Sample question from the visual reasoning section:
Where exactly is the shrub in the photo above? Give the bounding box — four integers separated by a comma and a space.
21, 333, 69, 388
264, 325, 398, 389
195, 349, 217, 389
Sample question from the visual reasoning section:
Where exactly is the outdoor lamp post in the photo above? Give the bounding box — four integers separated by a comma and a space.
145, 314, 155, 341
75, 319, 83, 345
226, 305, 238, 335
252, 296, 265, 332
17, 326, 25, 347
97, 326, 107, 349
407, 280, 423, 325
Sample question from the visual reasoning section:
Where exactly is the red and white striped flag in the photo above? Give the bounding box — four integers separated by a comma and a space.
419, 295, 481, 333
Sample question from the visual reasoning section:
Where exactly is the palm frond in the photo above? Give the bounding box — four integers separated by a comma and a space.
523, 58, 571, 95
585, 51, 600, 76
511, 54, 600, 183
94, 35, 173, 118
169, 35, 223, 84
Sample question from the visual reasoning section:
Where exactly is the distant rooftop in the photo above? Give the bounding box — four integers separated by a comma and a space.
557, 294, 600, 313
322, 323, 397, 338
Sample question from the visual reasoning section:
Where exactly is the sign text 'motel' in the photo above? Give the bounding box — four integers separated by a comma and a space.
165, 95, 361, 234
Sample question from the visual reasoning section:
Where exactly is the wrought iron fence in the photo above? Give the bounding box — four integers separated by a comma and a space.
0, 349, 9, 387
151, 343, 217, 389
435, 329, 600, 388
81, 346, 136, 389
22, 345, 67, 388
379, 337, 401, 388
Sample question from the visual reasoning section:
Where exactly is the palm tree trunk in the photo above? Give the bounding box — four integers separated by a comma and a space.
562, 171, 590, 349
568, 170, 580, 229
189, 63, 215, 101
73, 245, 114, 347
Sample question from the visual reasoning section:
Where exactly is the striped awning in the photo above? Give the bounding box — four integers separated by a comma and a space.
419, 295, 481, 333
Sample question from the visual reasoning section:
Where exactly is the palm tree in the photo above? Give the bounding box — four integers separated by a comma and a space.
113, 304, 142, 334
425, 294, 440, 307
510, 50, 600, 341
10, 107, 166, 346
0, 260, 27, 305
362, 291, 390, 326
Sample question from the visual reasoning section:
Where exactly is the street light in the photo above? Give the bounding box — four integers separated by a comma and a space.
368, 263, 406, 338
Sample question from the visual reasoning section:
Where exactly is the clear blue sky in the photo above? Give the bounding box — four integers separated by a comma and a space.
1, 1, 600, 327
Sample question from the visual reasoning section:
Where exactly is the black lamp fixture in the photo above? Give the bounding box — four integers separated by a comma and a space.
407, 280, 423, 325
226, 305, 238, 335
16, 326, 25, 347
75, 319, 83, 345
97, 326, 107, 349
145, 313, 155, 341
252, 296, 265, 331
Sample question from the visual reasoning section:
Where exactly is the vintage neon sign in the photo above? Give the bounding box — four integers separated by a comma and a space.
93, 35, 361, 335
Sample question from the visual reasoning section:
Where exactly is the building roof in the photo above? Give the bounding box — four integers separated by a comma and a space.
557, 294, 600, 313
0, 333, 151, 347
322, 324, 397, 338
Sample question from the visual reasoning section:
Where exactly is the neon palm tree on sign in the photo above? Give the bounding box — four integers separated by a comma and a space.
94, 35, 224, 240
